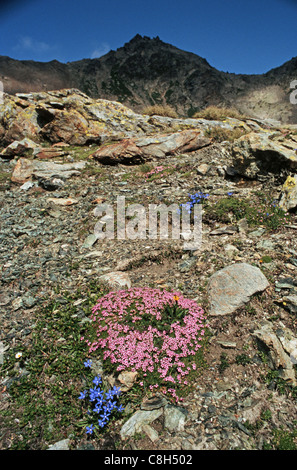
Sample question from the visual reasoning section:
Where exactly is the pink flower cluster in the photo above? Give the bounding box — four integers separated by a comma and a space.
85, 287, 207, 401
144, 166, 165, 179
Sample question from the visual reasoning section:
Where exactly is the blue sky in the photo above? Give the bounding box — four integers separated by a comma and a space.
0, 0, 297, 74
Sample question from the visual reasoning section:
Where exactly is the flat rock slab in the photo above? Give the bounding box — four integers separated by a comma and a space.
11, 157, 86, 183
207, 262, 269, 316
92, 129, 211, 164
120, 409, 163, 439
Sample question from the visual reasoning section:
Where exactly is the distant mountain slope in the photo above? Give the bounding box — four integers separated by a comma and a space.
1, 34, 297, 123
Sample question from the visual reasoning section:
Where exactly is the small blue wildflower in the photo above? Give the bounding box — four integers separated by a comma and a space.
100, 408, 111, 422
105, 389, 115, 400
93, 402, 103, 414
89, 387, 100, 401
96, 395, 105, 407
84, 359, 92, 368
86, 424, 95, 435
92, 375, 102, 386
227, 192, 233, 196
78, 390, 88, 400
111, 385, 121, 396
106, 400, 118, 412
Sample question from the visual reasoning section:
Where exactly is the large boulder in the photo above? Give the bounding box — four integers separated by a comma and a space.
207, 262, 269, 316
231, 131, 297, 179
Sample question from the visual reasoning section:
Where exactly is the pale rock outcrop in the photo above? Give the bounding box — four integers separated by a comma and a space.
207, 263, 269, 316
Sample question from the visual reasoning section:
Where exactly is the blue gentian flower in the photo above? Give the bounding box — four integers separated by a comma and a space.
111, 385, 121, 396
78, 390, 88, 400
89, 387, 100, 401
86, 424, 95, 434
79, 362, 124, 435
92, 375, 102, 386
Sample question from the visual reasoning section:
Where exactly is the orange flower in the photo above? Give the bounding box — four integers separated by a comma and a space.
173, 295, 179, 302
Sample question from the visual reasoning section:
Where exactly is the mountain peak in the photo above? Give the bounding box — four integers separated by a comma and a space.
1, 36, 297, 123
126, 34, 161, 44
121, 34, 164, 52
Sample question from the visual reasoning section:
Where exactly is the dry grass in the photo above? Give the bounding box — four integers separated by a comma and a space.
193, 105, 244, 121
204, 126, 248, 142
142, 104, 178, 118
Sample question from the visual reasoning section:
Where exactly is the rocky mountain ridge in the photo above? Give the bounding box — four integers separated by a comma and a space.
1, 34, 297, 123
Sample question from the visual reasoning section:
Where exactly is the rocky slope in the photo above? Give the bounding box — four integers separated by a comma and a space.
1, 35, 297, 123
0, 90, 297, 450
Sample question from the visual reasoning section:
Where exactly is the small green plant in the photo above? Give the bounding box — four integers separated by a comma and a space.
260, 255, 273, 263
139, 163, 153, 174
143, 165, 165, 180
218, 352, 230, 373
271, 428, 297, 450
205, 193, 291, 231
260, 408, 272, 422
235, 354, 252, 366
265, 370, 297, 399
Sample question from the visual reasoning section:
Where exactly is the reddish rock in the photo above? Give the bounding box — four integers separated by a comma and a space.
92, 129, 211, 164
35, 148, 65, 159
11, 158, 34, 183
52, 142, 70, 147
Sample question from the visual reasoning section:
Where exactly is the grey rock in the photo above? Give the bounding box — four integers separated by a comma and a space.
210, 225, 238, 236
48, 438, 71, 450
283, 294, 297, 314
141, 395, 168, 411
81, 233, 99, 249
216, 340, 237, 348
275, 277, 297, 289
207, 263, 269, 315
142, 424, 159, 442
99, 271, 132, 290
120, 409, 162, 439
164, 405, 188, 432
22, 293, 37, 308
256, 239, 277, 250
249, 228, 266, 237
252, 321, 297, 385
92, 129, 211, 164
